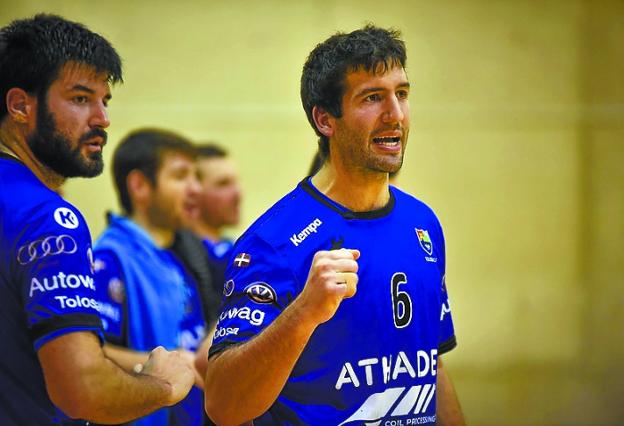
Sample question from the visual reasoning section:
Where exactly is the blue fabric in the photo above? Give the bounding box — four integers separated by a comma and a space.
94, 214, 205, 426
210, 178, 456, 425
0, 157, 100, 425
95, 214, 188, 351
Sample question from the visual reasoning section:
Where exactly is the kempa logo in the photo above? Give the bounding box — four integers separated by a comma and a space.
290, 218, 323, 247
338, 384, 437, 425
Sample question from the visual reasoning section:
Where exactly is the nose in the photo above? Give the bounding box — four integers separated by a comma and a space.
383, 95, 405, 124
188, 175, 202, 197
90, 102, 110, 129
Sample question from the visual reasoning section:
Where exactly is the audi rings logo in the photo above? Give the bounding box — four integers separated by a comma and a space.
17, 235, 78, 265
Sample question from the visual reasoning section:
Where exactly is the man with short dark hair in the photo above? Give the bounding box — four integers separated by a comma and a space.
191, 143, 242, 286
204, 25, 464, 425
0, 14, 194, 425
94, 128, 208, 426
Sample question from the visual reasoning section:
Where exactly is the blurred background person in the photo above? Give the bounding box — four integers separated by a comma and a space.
191, 143, 242, 286
94, 128, 208, 426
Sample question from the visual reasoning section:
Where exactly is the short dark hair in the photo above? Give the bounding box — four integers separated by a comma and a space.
196, 143, 228, 159
300, 25, 406, 159
112, 129, 197, 215
0, 14, 122, 122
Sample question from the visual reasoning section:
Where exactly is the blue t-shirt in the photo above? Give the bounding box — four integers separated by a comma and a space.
0, 156, 102, 425
209, 179, 456, 425
95, 219, 206, 426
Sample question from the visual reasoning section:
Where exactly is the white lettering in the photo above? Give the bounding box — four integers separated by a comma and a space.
29, 272, 95, 297
335, 362, 360, 390
214, 327, 240, 338
440, 301, 451, 320
29, 278, 45, 297
358, 358, 379, 386
98, 302, 121, 322
219, 306, 265, 326
336, 350, 438, 389
290, 218, 323, 247
55, 295, 98, 310
393, 351, 416, 380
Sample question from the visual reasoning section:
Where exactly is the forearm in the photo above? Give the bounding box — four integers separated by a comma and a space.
436, 357, 465, 426
204, 301, 317, 425
39, 333, 174, 424
72, 353, 173, 422
103, 343, 149, 372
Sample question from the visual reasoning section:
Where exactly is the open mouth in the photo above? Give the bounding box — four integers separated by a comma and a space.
373, 136, 401, 146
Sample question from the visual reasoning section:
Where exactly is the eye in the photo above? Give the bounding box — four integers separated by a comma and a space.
364, 93, 382, 102
73, 96, 88, 104
396, 89, 409, 100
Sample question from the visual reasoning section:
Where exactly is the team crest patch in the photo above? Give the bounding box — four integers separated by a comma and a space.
233, 253, 251, 268
415, 228, 433, 255
224, 279, 235, 297
244, 282, 276, 304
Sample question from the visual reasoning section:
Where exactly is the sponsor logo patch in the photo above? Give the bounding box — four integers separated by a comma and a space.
17, 234, 78, 265
224, 279, 235, 297
54, 207, 79, 229
108, 278, 125, 303
218, 306, 265, 326
214, 326, 240, 338
233, 253, 251, 268
244, 282, 276, 304
29, 272, 95, 297
290, 218, 323, 247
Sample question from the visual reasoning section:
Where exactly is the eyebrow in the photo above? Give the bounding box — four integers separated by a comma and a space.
355, 82, 411, 98
69, 84, 112, 100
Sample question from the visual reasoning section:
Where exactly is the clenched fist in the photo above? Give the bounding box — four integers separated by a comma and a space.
139, 346, 195, 406
296, 248, 360, 326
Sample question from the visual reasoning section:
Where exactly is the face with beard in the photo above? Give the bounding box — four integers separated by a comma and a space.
326, 65, 410, 176
27, 62, 111, 178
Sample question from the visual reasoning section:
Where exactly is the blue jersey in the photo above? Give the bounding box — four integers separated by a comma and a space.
202, 237, 234, 291
94, 215, 206, 426
0, 156, 102, 425
210, 179, 456, 425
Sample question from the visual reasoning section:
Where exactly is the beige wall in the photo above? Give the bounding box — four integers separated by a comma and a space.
2, 1, 622, 424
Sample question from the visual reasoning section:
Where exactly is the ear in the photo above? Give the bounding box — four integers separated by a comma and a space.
312, 106, 335, 139
6, 88, 36, 125
126, 170, 153, 210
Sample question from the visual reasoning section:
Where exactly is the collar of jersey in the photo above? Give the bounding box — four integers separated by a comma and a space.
300, 176, 395, 220
0, 151, 24, 164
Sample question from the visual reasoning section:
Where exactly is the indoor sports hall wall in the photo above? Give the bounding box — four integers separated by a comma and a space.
2, 1, 622, 424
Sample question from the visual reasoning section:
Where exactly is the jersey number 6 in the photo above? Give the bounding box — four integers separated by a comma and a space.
391, 272, 412, 328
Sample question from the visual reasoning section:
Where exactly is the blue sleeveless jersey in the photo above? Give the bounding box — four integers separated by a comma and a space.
209, 178, 456, 425
0, 156, 102, 425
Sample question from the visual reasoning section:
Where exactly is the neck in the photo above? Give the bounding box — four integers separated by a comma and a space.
192, 221, 222, 242
130, 212, 175, 248
0, 124, 65, 190
311, 162, 390, 212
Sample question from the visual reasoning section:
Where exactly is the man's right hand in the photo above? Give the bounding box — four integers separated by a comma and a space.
296, 248, 360, 326
139, 346, 195, 406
